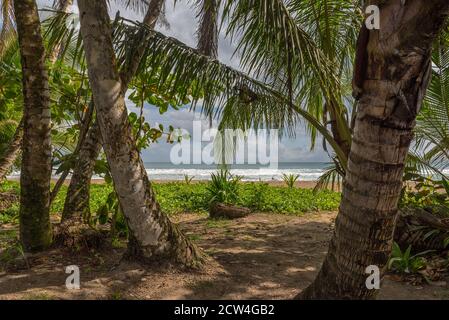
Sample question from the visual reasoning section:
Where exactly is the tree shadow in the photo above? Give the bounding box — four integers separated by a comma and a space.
176, 214, 333, 299
0, 213, 336, 299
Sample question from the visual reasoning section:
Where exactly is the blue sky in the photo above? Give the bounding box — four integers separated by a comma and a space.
38, 0, 330, 163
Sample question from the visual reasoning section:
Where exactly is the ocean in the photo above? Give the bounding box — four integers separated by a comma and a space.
8, 162, 448, 182
142, 162, 330, 181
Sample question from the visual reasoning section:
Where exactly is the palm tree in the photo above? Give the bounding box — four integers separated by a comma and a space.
61, 0, 219, 223
61, 0, 166, 222
0, 0, 73, 181
77, 0, 202, 267
298, 0, 449, 299
14, 0, 53, 251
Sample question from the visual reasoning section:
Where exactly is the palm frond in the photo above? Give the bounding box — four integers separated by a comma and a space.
0, 119, 17, 144
115, 16, 349, 165
411, 33, 449, 178
314, 158, 344, 192
43, 8, 349, 167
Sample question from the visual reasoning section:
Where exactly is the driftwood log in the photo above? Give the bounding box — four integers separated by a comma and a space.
209, 203, 251, 219
394, 206, 449, 252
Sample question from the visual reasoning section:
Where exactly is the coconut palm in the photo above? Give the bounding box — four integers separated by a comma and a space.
60, 0, 220, 222
0, 0, 73, 181
14, 0, 53, 252
77, 0, 203, 267
60, 0, 166, 222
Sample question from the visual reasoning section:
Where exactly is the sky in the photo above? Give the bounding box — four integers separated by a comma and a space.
38, 0, 330, 163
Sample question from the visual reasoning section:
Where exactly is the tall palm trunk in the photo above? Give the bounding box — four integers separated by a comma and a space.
14, 0, 53, 252
299, 0, 449, 299
0, 118, 24, 181
61, 0, 165, 222
77, 0, 201, 267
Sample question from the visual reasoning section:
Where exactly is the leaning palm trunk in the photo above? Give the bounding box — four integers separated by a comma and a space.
299, 0, 449, 299
61, 0, 165, 222
48, 0, 73, 62
77, 0, 201, 267
14, 0, 53, 252
0, 118, 23, 181
61, 120, 101, 222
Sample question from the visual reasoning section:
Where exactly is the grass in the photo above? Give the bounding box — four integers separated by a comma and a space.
0, 180, 341, 222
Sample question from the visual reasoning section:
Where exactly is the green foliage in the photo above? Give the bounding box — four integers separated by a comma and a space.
247, 182, 270, 211
282, 173, 299, 189
400, 177, 449, 210
388, 242, 430, 274
0, 203, 19, 224
206, 170, 242, 205
1, 180, 341, 223
239, 182, 340, 214
406, 35, 449, 177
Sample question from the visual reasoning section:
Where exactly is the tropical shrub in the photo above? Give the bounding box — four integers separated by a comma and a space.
282, 173, 300, 189
388, 242, 430, 274
206, 170, 242, 205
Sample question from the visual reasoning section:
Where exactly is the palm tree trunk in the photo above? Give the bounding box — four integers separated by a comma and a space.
0, 118, 24, 181
48, 0, 74, 63
298, 0, 449, 299
196, 0, 218, 58
61, 0, 165, 222
61, 120, 101, 222
14, 0, 53, 252
77, 0, 201, 267
50, 99, 94, 205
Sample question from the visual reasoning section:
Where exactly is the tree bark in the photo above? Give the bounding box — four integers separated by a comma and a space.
77, 0, 201, 267
0, 118, 24, 181
61, 120, 101, 222
48, 0, 74, 62
14, 0, 53, 252
298, 0, 449, 299
196, 0, 218, 58
61, 0, 165, 222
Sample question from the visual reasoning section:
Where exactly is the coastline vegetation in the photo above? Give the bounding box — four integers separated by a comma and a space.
0, 180, 341, 224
